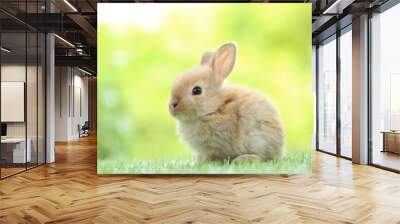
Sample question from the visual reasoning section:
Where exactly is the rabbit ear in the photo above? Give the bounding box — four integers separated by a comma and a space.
200, 51, 214, 66
212, 42, 236, 81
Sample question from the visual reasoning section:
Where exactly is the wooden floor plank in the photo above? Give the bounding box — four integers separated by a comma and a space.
0, 135, 400, 223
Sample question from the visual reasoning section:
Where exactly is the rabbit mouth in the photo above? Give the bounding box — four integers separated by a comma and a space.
170, 110, 199, 122
169, 108, 178, 117
169, 106, 184, 119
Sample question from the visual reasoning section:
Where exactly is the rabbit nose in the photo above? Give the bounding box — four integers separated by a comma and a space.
170, 99, 180, 110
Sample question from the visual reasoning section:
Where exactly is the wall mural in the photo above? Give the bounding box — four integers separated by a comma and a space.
98, 3, 313, 174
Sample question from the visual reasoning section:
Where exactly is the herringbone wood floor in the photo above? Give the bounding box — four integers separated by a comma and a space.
1, 135, 400, 224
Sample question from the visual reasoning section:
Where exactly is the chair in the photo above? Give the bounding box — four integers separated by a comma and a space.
79, 121, 90, 138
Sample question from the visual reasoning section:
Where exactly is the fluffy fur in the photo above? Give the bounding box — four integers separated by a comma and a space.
169, 42, 284, 162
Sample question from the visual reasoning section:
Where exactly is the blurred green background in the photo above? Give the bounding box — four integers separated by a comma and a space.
98, 4, 312, 173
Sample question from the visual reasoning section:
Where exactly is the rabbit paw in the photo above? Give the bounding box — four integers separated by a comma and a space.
231, 154, 263, 164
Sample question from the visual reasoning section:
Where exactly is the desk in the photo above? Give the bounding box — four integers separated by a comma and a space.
1, 138, 31, 163
382, 131, 400, 154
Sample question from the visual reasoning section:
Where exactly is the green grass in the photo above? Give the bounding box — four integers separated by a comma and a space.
98, 151, 311, 174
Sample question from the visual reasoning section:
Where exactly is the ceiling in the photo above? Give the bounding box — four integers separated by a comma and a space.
0, 0, 393, 74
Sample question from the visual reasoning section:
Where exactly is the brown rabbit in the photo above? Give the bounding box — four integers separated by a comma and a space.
169, 42, 284, 163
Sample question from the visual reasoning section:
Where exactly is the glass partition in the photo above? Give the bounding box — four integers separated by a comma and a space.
26, 0, 41, 170
38, 32, 45, 165
27, 30, 38, 169
339, 28, 352, 158
0, 2, 46, 179
317, 36, 337, 154
371, 3, 400, 171
1, 31, 28, 177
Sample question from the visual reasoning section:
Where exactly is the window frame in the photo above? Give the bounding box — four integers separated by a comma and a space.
367, 0, 400, 173
315, 24, 353, 161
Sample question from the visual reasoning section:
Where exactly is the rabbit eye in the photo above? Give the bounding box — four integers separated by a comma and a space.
192, 86, 202, 95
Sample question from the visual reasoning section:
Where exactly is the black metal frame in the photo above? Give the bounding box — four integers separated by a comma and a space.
0, 0, 47, 180
336, 26, 341, 158
367, 10, 373, 166
315, 44, 319, 151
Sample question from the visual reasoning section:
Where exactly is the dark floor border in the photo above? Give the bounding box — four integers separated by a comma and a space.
316, 149, 352, 161
369, 164, 400, 174
0, 163, 45, 180
317, 149, 400, 174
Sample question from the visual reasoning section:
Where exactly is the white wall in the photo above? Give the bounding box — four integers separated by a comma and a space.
55, 66, 70, 141
1, 82, 25, 122
72, 73, 89, 138
1, 65, 40, 137
1, 65, 27, 141
55, 67, 89, 141
1, 63, 46, 164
